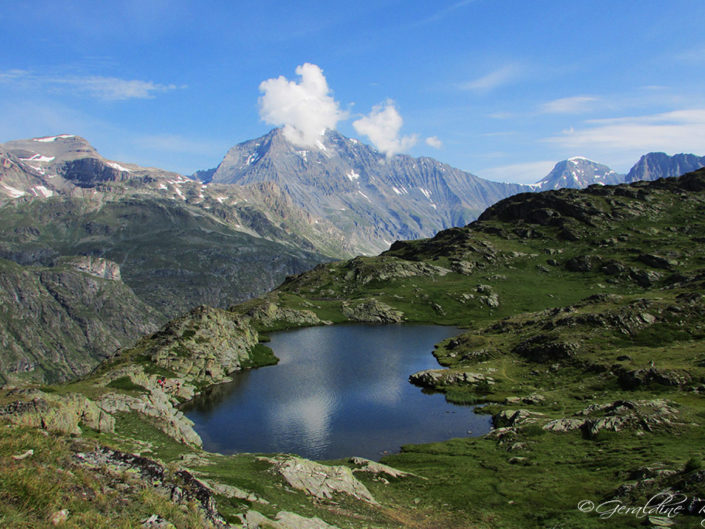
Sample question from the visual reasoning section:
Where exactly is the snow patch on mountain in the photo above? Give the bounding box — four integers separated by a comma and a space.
33, 134, 75, 143
107, 161, 131, 172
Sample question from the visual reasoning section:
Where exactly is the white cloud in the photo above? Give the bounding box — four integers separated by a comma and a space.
352, 99, 418, 157
258, 63, 347, 148
539, 95, 599, 114
457, 65, 521, 93
479, 160, 557, 185
425, 136, 442, 149
0, 69, 179, 100
544, 109, 705, 156
69, 76, 179, 100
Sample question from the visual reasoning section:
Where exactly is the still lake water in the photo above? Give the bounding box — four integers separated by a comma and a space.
183, 324, 491, 460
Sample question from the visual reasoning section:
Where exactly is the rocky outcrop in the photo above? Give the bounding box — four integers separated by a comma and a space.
200, 479, 267, 504
140, 305, 259, 385
409, 369, 494, 388
512, 334, 579, 362
348, 457, 415, 479
617, 367, 692, 389
476, 284, 500, 308
61, 255, 122, 280
0, 259, 162, 384
343, 255, 450, 285
245, 510, 340, 529
342, 298, 404, 323
492, 409, 545, 428
262, 456, 378, 505
98, 391, 202, 447
0, 390, 115, 435
74, 447, 228, 528
542, 399, 678, 435
244, 300, 324, 328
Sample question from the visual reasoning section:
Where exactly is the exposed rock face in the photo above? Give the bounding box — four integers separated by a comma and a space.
140, 305, 259, 385
74, 447, 229, 528
0, 391, 115, 435
62, 255, 121, 280
97, 392, 202, 447
342, 298, 404, 323
343, 255, 449, 284
625, 152, 705, 183
476, 284, 500, 308
409, 369, 494, 388
492, 409, 545, 428
209, 128, 528, 255
348, 457, 415, 479
263, 456, 378, 505
199, 479, 267, 504
617, 367, 692, 389
244, 300, 324, 328
0, 259, 162, 384
512, 334, 579, 362
536, 157, 624, 190
542, 399, 678, 435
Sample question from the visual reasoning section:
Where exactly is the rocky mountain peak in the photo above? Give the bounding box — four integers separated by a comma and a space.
207, 127, 528, 254
536, 157, 623, 190
625, 152, 705, 183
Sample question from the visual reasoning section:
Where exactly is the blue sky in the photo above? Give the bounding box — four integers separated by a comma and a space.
1, 0, 704, 183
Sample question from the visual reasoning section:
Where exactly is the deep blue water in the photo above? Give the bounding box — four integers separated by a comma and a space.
183, 324, 491, 460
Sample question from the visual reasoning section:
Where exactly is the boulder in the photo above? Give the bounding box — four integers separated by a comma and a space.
492, 409, 545, 428
349, 457, 415, 479
245, 510, 340, 529
263, 456, 377, 505
341, 299, 404, 323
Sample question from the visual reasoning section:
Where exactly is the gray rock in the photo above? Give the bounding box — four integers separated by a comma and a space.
492, 409, 545, 428
409, 369, 494, 388
342, 298, 404, 323
245, 510, 341, 529
349, 457, 415, 479
264, 456, 377, 505
98, 392, 201, 447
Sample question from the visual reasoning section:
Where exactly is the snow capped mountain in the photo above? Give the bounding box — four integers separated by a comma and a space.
535, 156, 624, 191
625, 152, 705, 183
208, 128, 529, 254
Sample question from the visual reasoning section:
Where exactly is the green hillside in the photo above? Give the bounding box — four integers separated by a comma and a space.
2, 170, 705, 528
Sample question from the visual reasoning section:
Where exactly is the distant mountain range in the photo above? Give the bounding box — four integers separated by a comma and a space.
532, 152, 705, 191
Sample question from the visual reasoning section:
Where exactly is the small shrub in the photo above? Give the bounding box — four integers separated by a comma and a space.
685, 457, 702, 473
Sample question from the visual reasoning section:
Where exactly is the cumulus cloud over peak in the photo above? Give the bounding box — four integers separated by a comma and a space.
258, 63, 347, 148
425, 136, 442, 149
352, 99, 418, 157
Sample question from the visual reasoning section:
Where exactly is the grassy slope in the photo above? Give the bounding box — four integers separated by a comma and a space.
3, 171, 705, 528
0, 196, 329, 318
226, 170, 705, 527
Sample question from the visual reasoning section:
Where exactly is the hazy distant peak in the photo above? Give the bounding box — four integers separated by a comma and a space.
536, 157, 623, 190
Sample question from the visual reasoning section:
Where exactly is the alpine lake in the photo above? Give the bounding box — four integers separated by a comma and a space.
183, 324, 491, 460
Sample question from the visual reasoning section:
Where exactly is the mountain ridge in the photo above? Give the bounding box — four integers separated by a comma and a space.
207, 128, 529, 254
